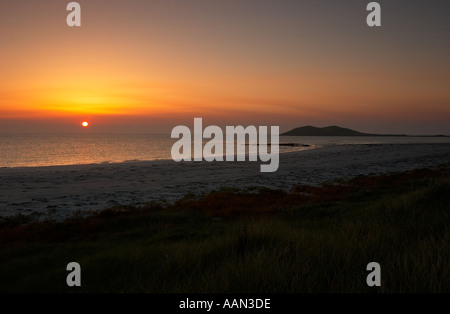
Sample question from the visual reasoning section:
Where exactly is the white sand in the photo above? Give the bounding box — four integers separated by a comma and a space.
1, 143, 449, 221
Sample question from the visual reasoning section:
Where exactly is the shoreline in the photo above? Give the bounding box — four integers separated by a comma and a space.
0, 142, 314, 170
1, 142, 450, 220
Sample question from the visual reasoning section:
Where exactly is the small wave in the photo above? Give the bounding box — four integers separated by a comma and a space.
244, 143, 311, 147
122, 159, 142, 163
279, 144, 319, 154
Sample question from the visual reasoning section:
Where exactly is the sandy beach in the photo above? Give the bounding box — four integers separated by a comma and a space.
1, 142, 450, 220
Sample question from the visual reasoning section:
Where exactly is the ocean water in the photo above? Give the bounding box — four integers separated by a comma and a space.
1, 133, 449, 168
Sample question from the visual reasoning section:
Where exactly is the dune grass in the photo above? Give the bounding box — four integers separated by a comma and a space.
0, 166, 449, 293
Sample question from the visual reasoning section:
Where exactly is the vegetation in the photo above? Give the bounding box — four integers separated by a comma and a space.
0, 166, 449, 293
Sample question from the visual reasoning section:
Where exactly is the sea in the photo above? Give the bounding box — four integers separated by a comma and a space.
1, 133, 450, 168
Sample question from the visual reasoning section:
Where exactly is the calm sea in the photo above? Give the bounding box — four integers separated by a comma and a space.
1, 133, 449, 168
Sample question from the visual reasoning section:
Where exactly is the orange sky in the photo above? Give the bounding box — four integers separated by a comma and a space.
1, 1, 449, 134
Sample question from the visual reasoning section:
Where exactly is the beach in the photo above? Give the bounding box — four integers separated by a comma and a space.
1, 142, 450, 220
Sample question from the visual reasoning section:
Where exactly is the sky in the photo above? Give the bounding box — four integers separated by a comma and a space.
0, 0, 449, 134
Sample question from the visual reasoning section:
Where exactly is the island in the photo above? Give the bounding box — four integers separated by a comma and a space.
280, 126, 446, 137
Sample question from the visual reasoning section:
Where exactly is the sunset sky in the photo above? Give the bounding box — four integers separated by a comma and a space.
1, 0, 449, 134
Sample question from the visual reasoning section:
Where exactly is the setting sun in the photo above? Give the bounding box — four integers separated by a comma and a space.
82, 121, 89, 127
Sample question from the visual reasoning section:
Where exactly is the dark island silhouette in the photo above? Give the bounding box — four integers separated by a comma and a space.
281, 126, 447, 137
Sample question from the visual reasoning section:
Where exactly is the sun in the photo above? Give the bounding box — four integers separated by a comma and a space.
82, 121, 89, 127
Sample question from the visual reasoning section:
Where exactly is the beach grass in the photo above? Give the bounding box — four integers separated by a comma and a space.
0, 166, 449, 293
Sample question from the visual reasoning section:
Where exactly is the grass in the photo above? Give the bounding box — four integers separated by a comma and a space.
0, 166, 449, 293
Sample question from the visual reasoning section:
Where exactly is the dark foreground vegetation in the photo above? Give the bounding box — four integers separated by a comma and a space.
0, 166, 449, 293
